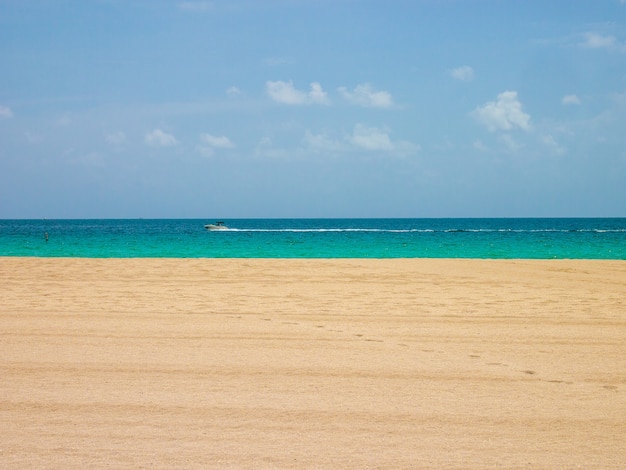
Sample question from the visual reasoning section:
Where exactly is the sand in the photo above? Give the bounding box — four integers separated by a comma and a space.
1, 257, 624, 469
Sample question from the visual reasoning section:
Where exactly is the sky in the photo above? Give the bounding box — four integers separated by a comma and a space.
1, 0, 625, 218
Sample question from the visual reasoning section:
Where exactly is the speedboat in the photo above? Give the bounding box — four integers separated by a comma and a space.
204, 221, 228, 231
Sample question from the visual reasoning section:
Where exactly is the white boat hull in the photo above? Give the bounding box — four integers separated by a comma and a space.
205, 223, 228, 231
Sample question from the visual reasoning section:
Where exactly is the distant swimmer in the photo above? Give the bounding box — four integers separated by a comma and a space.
45, 232, 49, 242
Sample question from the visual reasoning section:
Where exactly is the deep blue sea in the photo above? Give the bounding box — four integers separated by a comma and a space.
1, 218, 625, 259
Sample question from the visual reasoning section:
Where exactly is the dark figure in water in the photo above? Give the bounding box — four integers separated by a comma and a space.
45, 232, 48, 242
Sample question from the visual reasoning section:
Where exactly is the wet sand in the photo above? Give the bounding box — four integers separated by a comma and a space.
1, 258, 625, 469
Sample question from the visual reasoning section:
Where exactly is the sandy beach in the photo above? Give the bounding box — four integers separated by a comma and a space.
1, 257, 624, 469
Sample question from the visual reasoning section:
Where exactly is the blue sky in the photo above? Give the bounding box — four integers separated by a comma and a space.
1, 0, 625, 218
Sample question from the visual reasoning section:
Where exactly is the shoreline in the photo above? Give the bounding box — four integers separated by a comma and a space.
2, 257, 625, 468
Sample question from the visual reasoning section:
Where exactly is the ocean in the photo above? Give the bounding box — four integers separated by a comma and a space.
1, 218, 625, 259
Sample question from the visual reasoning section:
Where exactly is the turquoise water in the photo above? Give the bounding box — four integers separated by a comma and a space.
1, 219, 625, 259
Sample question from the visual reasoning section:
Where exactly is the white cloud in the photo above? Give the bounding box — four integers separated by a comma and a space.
562, 94, 581, 105
582, 32, 617, 49
266, 80, 330, 105
200, 133, 234, 148
105, 131, 126, 145
303, 130, 346, 153
145, 128, 178, 147
254, 136, 291, 159
179, 1, 213, 12
473, 140, 488, 151
197, 133, 234, 157
499, 134, 523, 152
450, 65, 474, 82
258, 136, 273, 147
472, 91, 531, 132
308, 82, 329, 105
581, 32, 626, 52
226, 86, 242, 96
302, 127, 419, 156
338, 84, 394, 108
350, 124, 394, 151
541, 134, 566, 156
0, 105, 13, 118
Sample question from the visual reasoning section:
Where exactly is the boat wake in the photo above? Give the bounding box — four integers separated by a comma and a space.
215, 228, 626, 233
